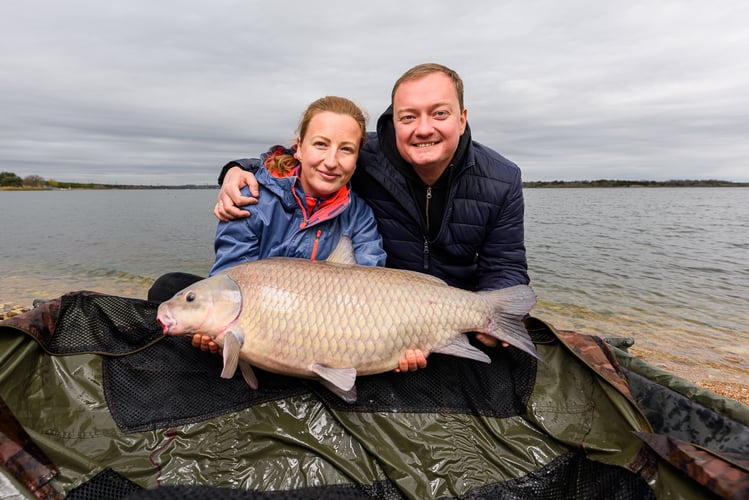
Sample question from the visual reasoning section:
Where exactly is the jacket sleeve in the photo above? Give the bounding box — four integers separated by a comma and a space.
346, 195, 387, 267
209, 187, 262, 275
217, 158, 262, 186
476, 167, 529, 289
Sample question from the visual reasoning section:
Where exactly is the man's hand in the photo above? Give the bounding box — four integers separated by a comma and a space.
475, 333, 509, 349
214, 166, 260, 221
394, 349, 428, 373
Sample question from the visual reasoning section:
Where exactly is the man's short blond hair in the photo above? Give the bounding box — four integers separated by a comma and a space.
391, 63, 465, 111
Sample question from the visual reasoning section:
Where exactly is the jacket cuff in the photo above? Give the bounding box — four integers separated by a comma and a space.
217, 159, 259, 186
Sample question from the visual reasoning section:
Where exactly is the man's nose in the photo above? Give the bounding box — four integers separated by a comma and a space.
415, 115, 432, 135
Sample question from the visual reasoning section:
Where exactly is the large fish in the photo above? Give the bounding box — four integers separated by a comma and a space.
156, 238, 538, 402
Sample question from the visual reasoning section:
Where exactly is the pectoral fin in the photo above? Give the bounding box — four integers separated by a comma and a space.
319, 380, 358, 404
432, 334, 491, 363
309, 363, 358, 402
239, 360, 259, 390
221, 330, 244, 379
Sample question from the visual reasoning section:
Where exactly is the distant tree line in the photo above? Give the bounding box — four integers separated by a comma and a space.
0, 172, 25, 187
0, 171, 215, 190
522, 179, 748, 188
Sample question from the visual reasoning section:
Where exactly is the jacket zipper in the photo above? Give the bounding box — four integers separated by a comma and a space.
425, 186, 432, 234
422, 186, 432, 270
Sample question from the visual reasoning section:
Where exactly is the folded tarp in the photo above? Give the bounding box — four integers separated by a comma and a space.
1, 291, 746, 499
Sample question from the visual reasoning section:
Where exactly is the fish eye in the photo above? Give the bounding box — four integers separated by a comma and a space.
186, 292, 196, 302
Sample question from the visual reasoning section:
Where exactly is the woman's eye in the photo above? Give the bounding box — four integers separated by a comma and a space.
186, 292, 196, 302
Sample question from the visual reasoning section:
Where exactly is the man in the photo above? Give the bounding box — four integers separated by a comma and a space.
215, 63, 529, 370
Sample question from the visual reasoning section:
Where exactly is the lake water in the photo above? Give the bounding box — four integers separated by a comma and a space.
1, 188, 747, 385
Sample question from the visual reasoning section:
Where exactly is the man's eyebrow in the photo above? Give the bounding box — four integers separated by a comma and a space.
396, 101, 453, 113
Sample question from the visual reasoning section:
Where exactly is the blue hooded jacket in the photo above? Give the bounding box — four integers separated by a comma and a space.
211, 154, 385, 275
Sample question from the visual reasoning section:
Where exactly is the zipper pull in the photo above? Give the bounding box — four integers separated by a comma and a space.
310, 229, 322, 261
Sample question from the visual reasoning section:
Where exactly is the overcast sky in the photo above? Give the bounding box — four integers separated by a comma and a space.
2, 1, 747, 185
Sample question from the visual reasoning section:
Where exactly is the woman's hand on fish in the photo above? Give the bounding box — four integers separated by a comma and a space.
395, 349, 428, 373
191, 334, 221, 354
214, 166, 260, 222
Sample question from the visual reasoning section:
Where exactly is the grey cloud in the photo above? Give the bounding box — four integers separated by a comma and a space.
1, 1, 747, 184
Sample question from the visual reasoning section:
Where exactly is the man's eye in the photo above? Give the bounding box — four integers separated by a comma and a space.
186, 292, 196, 302
399, 116, 415, 123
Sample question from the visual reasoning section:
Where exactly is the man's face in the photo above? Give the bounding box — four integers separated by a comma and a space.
392, 72, 467, 176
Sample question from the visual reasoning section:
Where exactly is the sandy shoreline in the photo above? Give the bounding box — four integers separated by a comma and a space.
2, 300, 747, 407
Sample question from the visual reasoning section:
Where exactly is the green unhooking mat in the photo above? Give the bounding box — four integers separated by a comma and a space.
1, 291, 748, 499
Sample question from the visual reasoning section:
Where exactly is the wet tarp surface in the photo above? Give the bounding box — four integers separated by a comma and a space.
1, 292, 747, 499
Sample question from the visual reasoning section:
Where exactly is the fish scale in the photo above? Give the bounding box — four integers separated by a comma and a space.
157, 237, 538, 402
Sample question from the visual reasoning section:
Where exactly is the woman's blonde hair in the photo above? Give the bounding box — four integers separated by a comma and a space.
265, 96, 368, 176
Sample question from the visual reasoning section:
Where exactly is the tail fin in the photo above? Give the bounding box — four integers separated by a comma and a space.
479, 285, 540, 359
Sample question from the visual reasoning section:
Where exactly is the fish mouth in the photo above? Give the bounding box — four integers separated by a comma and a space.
156, 310, 176, 336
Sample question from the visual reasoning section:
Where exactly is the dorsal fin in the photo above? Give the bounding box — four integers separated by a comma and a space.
325, 236, 357, 265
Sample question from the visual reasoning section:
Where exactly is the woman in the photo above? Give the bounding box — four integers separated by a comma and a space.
210, 95, 385, 274
149, 95, 384, 303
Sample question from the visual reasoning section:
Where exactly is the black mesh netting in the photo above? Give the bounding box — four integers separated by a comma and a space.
43, 293, 537, 432
48, 293, 163, 354
103, 335, 311, 432
315, 342, 536, 416
67, 452, 654, 499
464, 452, 656, 500
104, 336, 535, 432
122, 480, 402, 500
66, 468, 141, 500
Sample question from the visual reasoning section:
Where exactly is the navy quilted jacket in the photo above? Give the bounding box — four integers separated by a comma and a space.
351, 107, 528, 291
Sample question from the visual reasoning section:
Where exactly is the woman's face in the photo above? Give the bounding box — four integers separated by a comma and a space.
296, 111, 360, 198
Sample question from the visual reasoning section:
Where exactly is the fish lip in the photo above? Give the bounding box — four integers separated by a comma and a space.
156, 312, 175, 336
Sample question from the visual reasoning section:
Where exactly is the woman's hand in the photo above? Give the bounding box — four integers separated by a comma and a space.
191, 334, 221, 354
475, 333, 509, 348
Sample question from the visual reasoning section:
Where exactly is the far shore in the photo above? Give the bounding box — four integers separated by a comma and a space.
2, 179, 748, 191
